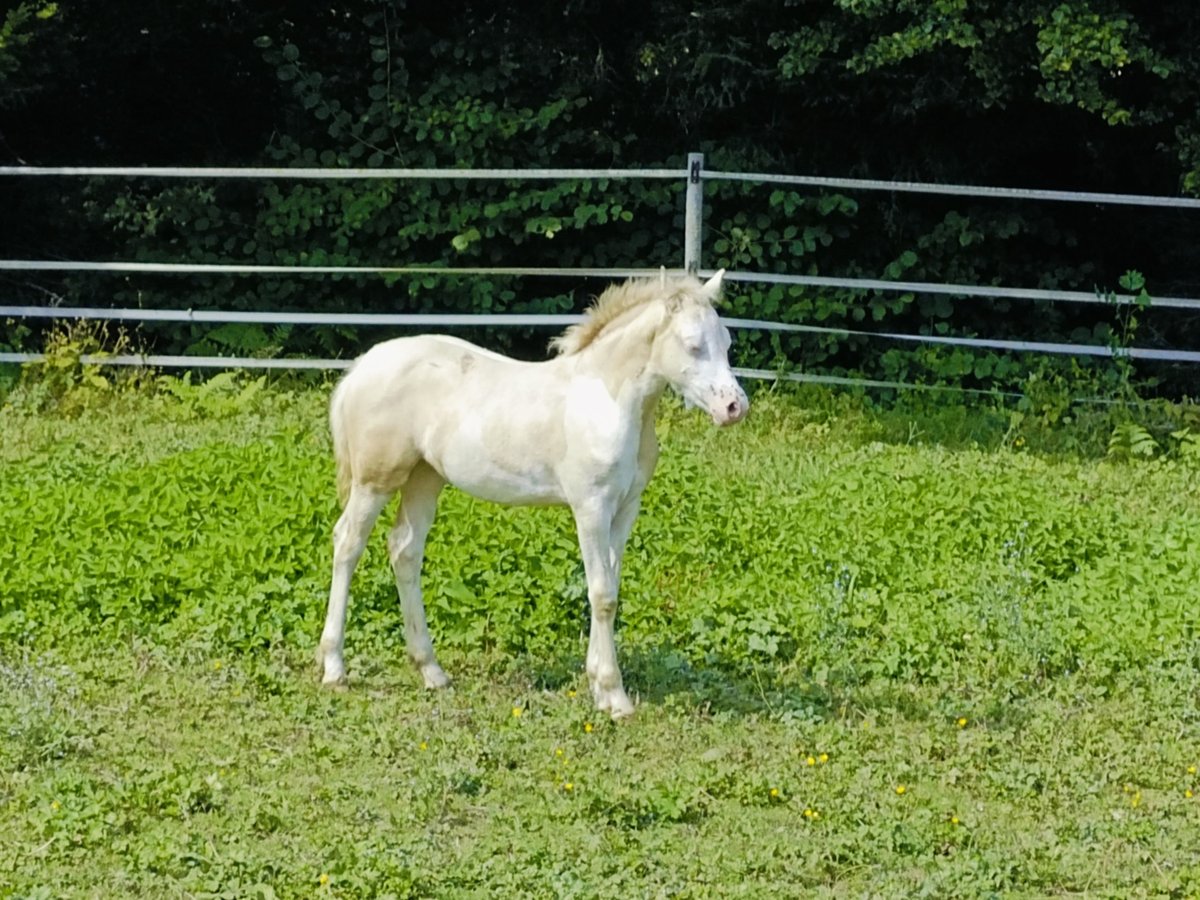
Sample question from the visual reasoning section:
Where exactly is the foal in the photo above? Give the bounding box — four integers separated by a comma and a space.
317, 270, 748, 718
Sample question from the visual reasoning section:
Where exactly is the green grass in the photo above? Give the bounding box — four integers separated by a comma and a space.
2, 379, 1200, 897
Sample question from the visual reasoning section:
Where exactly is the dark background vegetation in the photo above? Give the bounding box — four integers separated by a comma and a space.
2, 0, 1199, 395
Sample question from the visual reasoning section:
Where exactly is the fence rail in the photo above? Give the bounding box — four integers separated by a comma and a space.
2, 155, 1198, 387
0, 165, 687, 181
3, 303, 1197, 364
707, 169, 1200, 210
3, 260, 1198, 310
0, 351, 1024, 399
6, 162, 1200, 207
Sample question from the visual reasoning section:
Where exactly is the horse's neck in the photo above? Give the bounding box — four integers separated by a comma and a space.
570, 303, 666, 415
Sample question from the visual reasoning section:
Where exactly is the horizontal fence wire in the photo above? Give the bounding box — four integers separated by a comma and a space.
3, 303, 1197, 363
0, 304, 585, 328
705, 170, 1200, 210
714, 269, 1200, 312
4, 163, 1199, 208
0, 166, 686, 181
0, 350, 1022, 397
0, 261, 657, 279
0, 351, 351, 370
4, 260, 1198, 311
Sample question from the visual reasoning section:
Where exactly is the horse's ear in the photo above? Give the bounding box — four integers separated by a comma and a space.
701, 268, 726, 303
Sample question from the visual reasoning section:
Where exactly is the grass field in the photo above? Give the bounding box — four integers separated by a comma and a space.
2, 377, 1200, 898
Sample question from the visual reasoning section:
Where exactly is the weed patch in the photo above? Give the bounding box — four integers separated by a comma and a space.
1, 386, 1198, 895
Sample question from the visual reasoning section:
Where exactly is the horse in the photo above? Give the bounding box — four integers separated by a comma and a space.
317, 269, 748, 719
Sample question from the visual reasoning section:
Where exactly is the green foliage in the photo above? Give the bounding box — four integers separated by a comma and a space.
5, 2, 1195, 396
5, 1, 1200, 883
1107, 421, 1157, 459
773, 0, 1181, 125
65, 12, 682, 359
2, 385, 1198, 680
7, 319, 149, 417
1, 387, 1199, 895
0, 0, 57, 109
0, 654, 94, 771
157, 371, 270, 420
1034, 3, 1173, 125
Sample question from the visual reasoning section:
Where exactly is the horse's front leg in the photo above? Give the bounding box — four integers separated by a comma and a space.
608, 491, 644, 580
573, 500, 635, 719
609, 424, 657, 585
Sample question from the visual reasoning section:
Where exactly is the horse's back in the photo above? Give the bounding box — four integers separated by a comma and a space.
341, 334, 518, 401
349, 333, 498, 374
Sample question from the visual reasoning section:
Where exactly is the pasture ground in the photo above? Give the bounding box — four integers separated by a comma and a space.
2, 377, 1199, 898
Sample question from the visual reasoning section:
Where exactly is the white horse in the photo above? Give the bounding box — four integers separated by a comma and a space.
317, 270, 748, 718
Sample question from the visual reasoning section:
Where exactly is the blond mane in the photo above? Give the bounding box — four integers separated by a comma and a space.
550, 274, 709, 356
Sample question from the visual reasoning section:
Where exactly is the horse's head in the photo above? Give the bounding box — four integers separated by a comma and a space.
652, 270, 749, 427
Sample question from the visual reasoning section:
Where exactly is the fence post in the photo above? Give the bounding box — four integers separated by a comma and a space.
684, 152, 704, 275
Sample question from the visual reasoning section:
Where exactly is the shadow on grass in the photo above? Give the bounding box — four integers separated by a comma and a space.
503, 640, 1079, 729
510, 642, 838, 722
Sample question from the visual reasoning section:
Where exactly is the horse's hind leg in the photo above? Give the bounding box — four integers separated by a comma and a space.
388, 462, 450, 689
318, 484, 390, 685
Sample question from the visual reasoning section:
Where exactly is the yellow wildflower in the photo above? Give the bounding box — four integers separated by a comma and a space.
419, 741, 428, 751
584, 722, 593, 733
318, 873, 330, 887
1188, 765, 1197, 776
956, 717, 968, 728
819, 753, 829, 763
563, 781, 574, 792
806, 756, 816, 766
895, 785, 907, 795
512, 706, 523, 718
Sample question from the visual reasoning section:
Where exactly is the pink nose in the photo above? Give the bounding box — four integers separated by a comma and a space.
718, 395, 748, 425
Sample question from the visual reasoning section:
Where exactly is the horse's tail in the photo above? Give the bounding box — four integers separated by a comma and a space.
329, 372, 353, 508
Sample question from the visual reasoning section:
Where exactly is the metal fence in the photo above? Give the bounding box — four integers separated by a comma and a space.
3, 154, 1199, 390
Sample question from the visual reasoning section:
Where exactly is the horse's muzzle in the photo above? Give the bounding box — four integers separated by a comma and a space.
711, 390, 749, 426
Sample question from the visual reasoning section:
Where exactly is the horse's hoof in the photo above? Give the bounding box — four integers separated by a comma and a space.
596, 689, 635, 720
609, 705, 635, 722
421, 664, 452, 690
320, 675, 350, 693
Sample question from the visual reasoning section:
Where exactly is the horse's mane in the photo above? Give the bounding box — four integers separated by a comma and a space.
550, 274, 708, 356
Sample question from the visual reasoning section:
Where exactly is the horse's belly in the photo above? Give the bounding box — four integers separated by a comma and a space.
436, 448, 564, 506
423, 412, 567, 507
